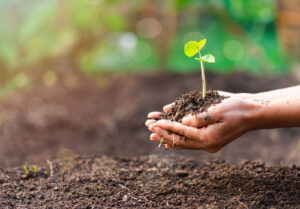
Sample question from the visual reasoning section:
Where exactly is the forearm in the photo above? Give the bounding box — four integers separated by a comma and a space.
248, 85, 300, 100
249, 87, 300, 129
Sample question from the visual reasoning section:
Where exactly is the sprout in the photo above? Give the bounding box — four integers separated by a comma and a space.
32, 165, 38, 173
184, 39, 215, 98
23, 163, 38, 175
23, 163, 29, 174
183, 180, 191, 185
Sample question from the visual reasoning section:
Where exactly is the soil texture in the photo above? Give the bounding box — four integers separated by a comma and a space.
1, 155, 299, 208
161, 90, 227, 122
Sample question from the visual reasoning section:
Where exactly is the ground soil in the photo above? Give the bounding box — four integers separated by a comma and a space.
0, 71, 300, 207
0, 155, 299, 208
161, 90, 227, 122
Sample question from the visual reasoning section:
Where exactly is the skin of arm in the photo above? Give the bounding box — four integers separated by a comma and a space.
145, 85, 300, 152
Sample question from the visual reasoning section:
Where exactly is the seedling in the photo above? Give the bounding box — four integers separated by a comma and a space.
23, 163, 38, 175
23, 163, 29, 174
32, 165, 38, 173
184, 39, 215, 99
183, 180, 191, 185
22, 163, 38, 180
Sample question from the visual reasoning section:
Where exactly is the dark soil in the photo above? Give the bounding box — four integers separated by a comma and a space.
1, 155, 299, 208
1, 71, 300, 207
161, 90, 227, 122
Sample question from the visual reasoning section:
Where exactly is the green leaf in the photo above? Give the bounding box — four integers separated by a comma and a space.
32, 165, 38, 173
184, 41, 199, 57
197, 39, 206, 51
195, 54, 215, 63
184, 39, 207, 57
23, 163, 28, 173
183, 180, 191, 185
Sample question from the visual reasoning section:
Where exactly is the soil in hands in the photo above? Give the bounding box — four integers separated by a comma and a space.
161, 90, 227, 122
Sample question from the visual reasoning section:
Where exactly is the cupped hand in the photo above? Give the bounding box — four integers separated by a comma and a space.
145, 91, 259, 152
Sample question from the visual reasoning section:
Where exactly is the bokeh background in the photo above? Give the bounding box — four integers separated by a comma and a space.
0, 0, 300, 168
1, 0, 300, 97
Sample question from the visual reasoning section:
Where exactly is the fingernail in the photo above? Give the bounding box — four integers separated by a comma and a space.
148, 124, 156, 131
147, 112, 153, 118
145, 119, 153, 127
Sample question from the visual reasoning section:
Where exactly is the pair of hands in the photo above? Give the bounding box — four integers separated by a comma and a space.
145, 92, 259, 153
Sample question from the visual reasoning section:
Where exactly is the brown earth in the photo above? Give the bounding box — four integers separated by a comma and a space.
0, 155, 299, 208
161, 90, 227, 122
0, 71, 300, 207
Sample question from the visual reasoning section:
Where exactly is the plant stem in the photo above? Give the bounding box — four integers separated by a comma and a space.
198, 50, 206, 99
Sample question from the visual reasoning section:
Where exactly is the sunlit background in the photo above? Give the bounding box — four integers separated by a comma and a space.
0, 0, 299, 98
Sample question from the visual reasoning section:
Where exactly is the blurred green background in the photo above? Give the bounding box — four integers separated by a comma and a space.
0, 0, 299, 98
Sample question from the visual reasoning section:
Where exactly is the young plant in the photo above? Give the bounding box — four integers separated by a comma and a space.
184, 39, 215, 99
23, 163, 29, 175
22, 163, 38, 180
23, 163, 38, 175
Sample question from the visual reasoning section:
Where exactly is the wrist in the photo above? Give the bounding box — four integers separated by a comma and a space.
243, 98, 265, 131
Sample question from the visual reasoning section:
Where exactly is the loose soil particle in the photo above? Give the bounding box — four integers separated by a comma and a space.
0, 155, 299, 208
161, 90, 227, 122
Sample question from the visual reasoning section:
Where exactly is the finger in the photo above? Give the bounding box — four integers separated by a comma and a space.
150, 132, 175, 146
181, 111, 221, 128
181, 102, 223, 128
149, 126, 186, 147
150, 133, 160, 141
151, 133, 182, 149
163, 103, 175, 112
217, 90, 235, 97
151, 126, 207, 150
147, 111, 161, 119
145, 119, 156, 127
155, 120, 201, 140
151, 133, 172, 143
165, 144, 182, 150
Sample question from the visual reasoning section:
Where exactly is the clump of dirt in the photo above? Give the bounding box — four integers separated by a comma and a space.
161, 90, 227, 122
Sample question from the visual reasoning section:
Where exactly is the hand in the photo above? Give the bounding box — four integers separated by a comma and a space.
145, 92, 259, 152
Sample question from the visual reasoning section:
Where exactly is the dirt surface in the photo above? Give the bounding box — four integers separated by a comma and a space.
0, 71, 300, 168
0, 155, 299, 208
161, 90, 226, 122
1, 71, 300, 208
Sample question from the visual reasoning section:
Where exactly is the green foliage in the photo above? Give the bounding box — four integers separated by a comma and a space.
0, 0, 294, 98
183, 180, 191, 184
184, 39, 215, 63
23, 163, 38, 174
225, 0, 276, 23
184, 40, 206, 57
195, 54, 215, 63
23, 163, 29, 174
32, 165, 38, 173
